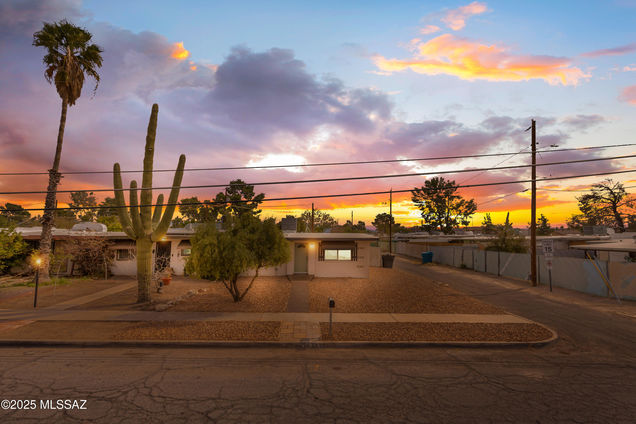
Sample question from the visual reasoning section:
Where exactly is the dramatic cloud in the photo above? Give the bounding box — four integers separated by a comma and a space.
581, 42, 636, 57
441, 1, 487, 30
619, 85, 636, 105
373, 34, 589, 85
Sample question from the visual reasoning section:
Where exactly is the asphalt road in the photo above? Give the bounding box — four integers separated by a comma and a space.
0, 262, 634, 423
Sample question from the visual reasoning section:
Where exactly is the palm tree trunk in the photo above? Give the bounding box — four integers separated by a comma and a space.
39, 98, 68, 280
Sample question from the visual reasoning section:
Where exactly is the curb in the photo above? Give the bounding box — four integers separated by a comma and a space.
0, 329, 558, 349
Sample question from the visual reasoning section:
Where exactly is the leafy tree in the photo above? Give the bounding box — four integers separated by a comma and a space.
332, 220, 367, 233
33, 19, 103, 279
372, 213, 395, 235
411, 177, 477, 234
178, 196, 218, 224
570, 179, 635, 232
53, 208, 78, 229
0, 203, 31, 227
481, 213, 496, 235
69, 191, 97, 221
297, 209, 337, 232
0, 229, 30, 274
214, 179, 265, 219
97, 197, 119, 217
536, 214, 552, 236
186, 217, 289, 302
487, 213, 527, 253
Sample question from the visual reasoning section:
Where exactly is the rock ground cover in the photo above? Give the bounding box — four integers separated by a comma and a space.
167, 277, 292, 313
320, 322, 553, 342
309, 267, 505, 314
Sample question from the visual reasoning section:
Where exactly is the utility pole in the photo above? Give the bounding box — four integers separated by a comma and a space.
311, 202, 315, 232
530, 119, 538, 287
351, 210, 354, 225
389, 188, 393, 255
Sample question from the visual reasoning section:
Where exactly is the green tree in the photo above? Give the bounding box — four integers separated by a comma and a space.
372, 213, 396, 235
0, 203, 31, 227
33, 19, 103, 279
487, 213, 527, 253
0, 229, 29, 274
481, 213, 496, 235
571, 179, 635, 232
186, 216, 289, 302
213, 179, 265, 219
69, 191, 97, 221
411, 177, 477, 234
297, 209, 336, 232
96, 197, 122, 230
112, 104, 186, 303
178, 196, 218, 224
536, 214, 552, 236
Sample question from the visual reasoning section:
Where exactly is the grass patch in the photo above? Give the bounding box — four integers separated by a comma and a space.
9, 277, 72, 288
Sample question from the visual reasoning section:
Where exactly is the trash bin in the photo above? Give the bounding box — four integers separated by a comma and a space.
382, 254, 395, 268
421, 251, 433, 264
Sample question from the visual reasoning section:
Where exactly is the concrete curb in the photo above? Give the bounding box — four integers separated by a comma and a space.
0, 327, 558, 349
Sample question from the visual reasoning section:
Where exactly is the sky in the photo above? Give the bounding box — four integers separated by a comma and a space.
1, 0, 635, 228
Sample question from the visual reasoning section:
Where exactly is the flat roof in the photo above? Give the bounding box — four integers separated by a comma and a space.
571, 240, 636, 253
284, 232, 378, 241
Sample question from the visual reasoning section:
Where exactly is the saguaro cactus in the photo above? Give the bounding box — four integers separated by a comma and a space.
113, 104, 186, 303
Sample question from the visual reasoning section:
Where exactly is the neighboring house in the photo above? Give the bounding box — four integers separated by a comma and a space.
14, 223, 380, 279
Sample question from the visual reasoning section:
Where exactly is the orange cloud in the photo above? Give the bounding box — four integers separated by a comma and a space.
373, 34, 588, 85
442, 1, 487, 30
171, 41, 190, 60
619, 85, 636, 105
420, 25, 441, 35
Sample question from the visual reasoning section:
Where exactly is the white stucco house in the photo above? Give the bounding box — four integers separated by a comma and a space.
14, 224, 381, 279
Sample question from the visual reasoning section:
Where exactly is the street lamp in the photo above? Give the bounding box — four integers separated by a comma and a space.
33, 257, 41, 308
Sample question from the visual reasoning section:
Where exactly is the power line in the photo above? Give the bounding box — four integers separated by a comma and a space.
12, 168, 636, 212
478, 188, 529, 207
2, 153, 635, 196
1, 143, 634, 177
458, 146, 529, 186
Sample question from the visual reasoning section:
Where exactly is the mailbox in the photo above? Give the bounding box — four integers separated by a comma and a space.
329, 298, 335, 308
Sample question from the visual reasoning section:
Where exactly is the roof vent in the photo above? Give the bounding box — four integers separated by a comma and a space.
71, 222, 107, 232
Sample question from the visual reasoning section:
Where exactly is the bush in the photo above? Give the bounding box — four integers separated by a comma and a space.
0, 229, 30, 274
64, 237, 114, 278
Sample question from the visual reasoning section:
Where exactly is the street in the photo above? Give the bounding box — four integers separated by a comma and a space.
0, 261, 634, 423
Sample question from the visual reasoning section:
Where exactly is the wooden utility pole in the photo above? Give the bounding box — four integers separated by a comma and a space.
311, 202, 315, 232
530, 119, 538, 287
351, 210, 354, 225
389, 188, 393, 255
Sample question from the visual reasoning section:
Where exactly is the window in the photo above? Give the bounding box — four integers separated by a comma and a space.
319, 242, 357, 261
116, 249, 134, 261
181, 248, 192, 257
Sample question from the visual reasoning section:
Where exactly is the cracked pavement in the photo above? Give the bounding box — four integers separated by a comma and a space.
0, 261, 634, 423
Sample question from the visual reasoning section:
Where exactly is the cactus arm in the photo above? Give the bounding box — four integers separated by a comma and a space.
152, 194, 164, 231
140, 104, 158, 234
152, 154, 186, 241
129, 180, 144, 236
113, 163, 136, 239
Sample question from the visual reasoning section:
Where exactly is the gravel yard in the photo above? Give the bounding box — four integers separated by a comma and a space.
167, 276, 291, 312
114, 321, 280, 341
320, 322, 553, 342
310, 267, 504, 314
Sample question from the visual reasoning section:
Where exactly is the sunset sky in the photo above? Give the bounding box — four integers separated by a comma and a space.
1, 0, 635, 228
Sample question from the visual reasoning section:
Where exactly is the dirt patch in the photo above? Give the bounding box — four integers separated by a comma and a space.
310, 267, 504, 314
168, 277, 291, 312
0, 278, 128, 309
114, 321, 280, 341
320, 322, 553, 342
0, 321, 136, 340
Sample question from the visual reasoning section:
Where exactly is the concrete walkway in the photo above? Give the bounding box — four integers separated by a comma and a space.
43, 281, 136, 311
286, 281, 309, 313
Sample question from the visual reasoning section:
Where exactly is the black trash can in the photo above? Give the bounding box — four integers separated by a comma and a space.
382, 254, 395, 268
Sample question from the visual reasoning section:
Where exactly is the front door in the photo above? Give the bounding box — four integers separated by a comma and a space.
155, 241, 171, 272
294, 243, 308, 274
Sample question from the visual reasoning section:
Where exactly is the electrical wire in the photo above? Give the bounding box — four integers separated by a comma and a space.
12, 167, 636, 212
2, 153, 635, 196
1, 143, 634, 176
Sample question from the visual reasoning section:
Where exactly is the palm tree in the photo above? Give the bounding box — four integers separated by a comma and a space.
33, 20, 103, 279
